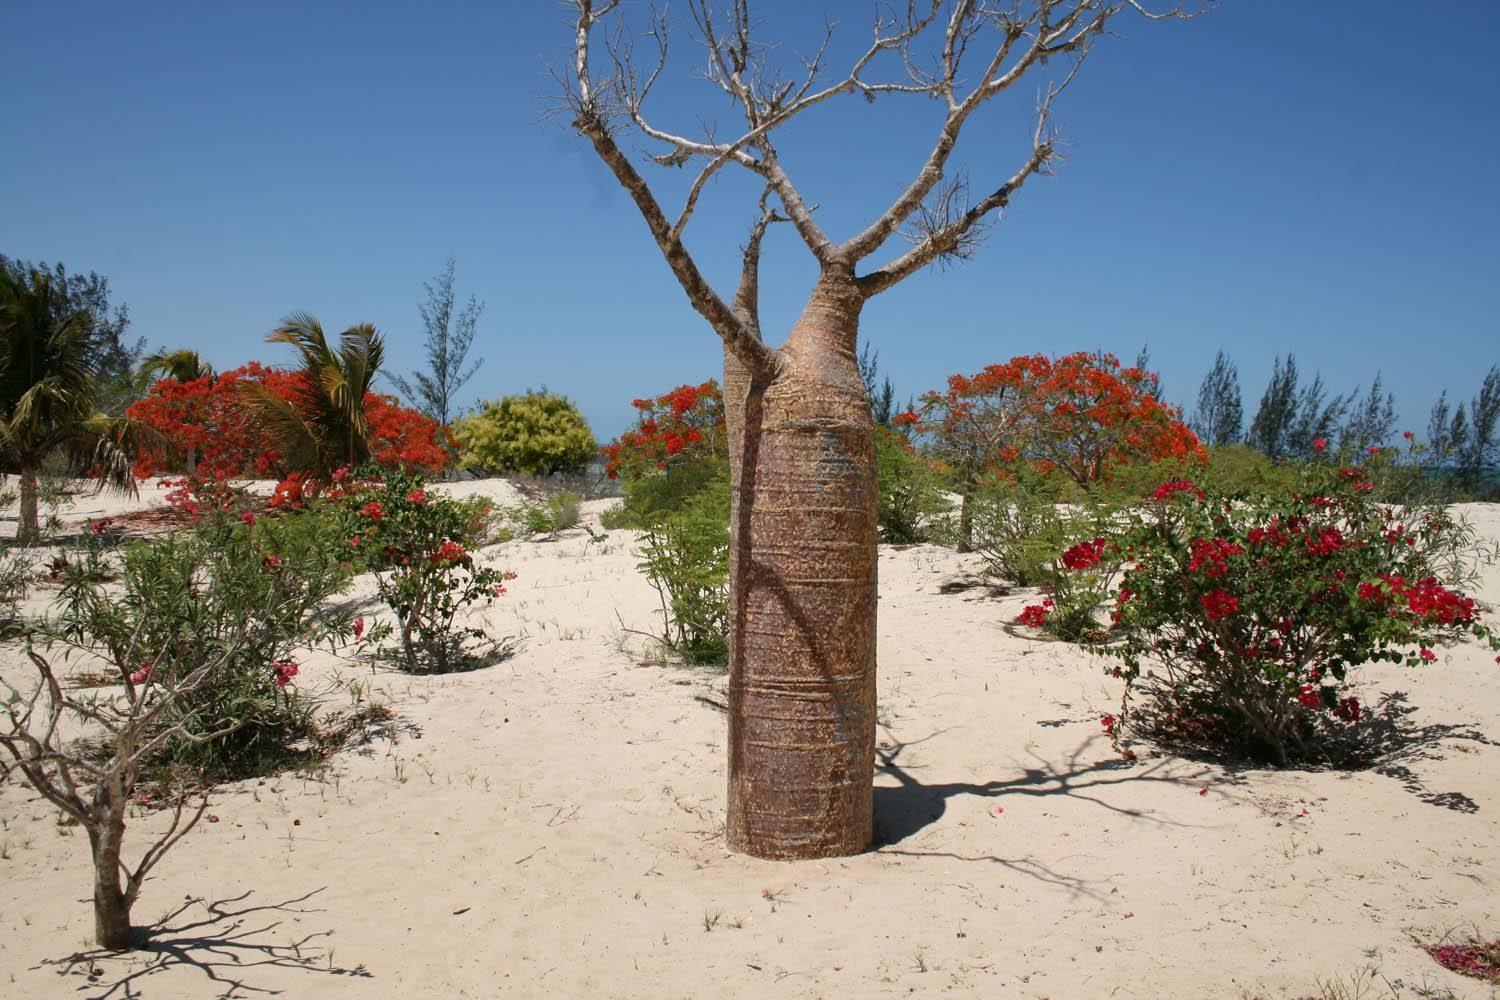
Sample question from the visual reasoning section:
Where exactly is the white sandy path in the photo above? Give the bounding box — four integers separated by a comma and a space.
0, 486, 1497, 999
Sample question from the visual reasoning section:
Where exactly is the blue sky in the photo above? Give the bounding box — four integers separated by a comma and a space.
4, 1, 1497, 441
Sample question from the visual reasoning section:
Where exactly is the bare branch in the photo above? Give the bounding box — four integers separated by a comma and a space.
730, 187, 789, 339
129, 791, 211, 902
564, 1, 780, 379
858, 76, 1066, 296
849, 0, 1197, 284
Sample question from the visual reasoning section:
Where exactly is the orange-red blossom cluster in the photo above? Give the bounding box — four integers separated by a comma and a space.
897, 352, 1205, 485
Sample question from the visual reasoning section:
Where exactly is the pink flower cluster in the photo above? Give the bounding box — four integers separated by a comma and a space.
1199, 589, 1240, 620
1359, 574, 1477, 625
431, 540, 467, 564
1152, 479, 1205, 502
1187, 538, 1242, 578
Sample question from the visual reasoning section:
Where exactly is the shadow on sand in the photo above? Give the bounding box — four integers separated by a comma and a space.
37, 889, 372, 999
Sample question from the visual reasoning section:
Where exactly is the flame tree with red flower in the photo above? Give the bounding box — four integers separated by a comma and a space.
129, 365, 452, 487
600, 381, 728, 524
902, 353, 1204, 548
601, 381, 726, 480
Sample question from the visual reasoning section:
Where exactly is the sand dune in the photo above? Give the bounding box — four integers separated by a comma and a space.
2, 484, 1497, 999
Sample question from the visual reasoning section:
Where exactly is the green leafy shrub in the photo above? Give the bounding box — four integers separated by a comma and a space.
48, 506, 358, 781
1093, 469, 1500, 764
637, 471, 730, 665
984, 489, 1127, 640
509, 491, 582, 539
453, 390, 596, 476
607, 455, 727, 528
965, 471, 1072, 587
597, 381, 730, 661
341, 470, 515, 673
3, 503, 361, 950
875, 426, 949, 544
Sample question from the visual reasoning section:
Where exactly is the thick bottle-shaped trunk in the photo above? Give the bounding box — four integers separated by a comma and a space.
16, 459, 41, 545
90, 822, 134, 949
726, 271, 877, 859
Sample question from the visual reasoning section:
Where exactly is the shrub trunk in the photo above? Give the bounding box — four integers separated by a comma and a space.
89, 809, 134, 949
725, 270, 877, 859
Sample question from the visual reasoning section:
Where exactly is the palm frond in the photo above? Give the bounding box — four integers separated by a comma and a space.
140, 348, 213, 384
260, 314, 386, 474
241, 381, 326, 478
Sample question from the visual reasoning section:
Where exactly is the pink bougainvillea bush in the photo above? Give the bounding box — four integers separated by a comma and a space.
1088, 458, 1499, 764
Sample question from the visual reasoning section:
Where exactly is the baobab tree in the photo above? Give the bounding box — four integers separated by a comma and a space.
561, 0, 1204, 859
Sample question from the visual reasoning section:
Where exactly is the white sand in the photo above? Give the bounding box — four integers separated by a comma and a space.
2, 485, 1498, 999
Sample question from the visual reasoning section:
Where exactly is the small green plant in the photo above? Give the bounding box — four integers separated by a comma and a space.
966, 472, 1070, 587
341, 469, 516, 673
510, 491, 582, 539
0, 548, 31, 628
874, 426, 949, 544
637, 472, 730, 665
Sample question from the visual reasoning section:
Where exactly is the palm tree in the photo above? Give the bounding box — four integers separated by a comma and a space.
0, 267, 135, 544
140, 348, 214, 384
249, 313, 385, 478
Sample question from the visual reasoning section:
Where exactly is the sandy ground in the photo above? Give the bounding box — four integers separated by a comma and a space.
1, 483, 1498, 1000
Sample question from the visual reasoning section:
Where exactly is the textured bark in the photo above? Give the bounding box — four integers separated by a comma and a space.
16, 459, 40, 545
90, 821, 133, 950
727, 270, 877, 859
956, 486, 974, 554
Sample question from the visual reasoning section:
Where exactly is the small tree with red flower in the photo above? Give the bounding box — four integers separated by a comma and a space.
1096, 463, 1500, 764
339, 469, 514, 673
601, 381, 728, 525
905, 353, 1205, 548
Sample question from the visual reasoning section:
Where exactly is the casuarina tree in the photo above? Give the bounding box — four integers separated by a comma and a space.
1191, 349, 1242, 446
388, 258, 485, 429
560, 0, 1205, 859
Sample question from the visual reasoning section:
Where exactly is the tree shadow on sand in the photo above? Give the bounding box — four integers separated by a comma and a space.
36, 889, 372, 999
872, 727, 1231, 898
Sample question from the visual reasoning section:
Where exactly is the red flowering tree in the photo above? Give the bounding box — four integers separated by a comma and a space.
600, 380, 726, 481
903, 353, 1204, 547
1022, 352, 1205, 483
128, 365, 451, 484
365, 392, 454, 473
898, 360, 1030, 548
127, 364, 290, 479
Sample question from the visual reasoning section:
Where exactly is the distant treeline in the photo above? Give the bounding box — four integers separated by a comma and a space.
858, 343, 1500, 503
1187, 351, 1500, 499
